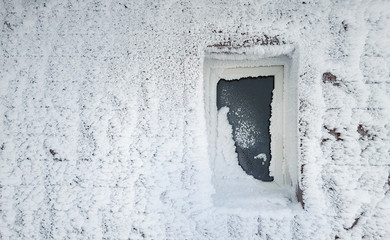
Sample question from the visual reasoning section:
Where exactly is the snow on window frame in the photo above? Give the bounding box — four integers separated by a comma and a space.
203, 52, 299, 202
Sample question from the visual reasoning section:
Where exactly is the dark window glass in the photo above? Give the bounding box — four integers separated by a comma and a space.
217, 76, 274, 181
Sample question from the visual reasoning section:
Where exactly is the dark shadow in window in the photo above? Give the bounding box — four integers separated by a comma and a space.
217, 76, 274, 181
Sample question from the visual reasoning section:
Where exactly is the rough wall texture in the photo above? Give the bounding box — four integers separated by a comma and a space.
0, 0, 389, 239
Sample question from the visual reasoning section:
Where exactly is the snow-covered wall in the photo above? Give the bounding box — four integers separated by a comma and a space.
1, 0, 389, 239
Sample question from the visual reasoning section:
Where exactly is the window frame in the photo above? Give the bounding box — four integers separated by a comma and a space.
204, 59, 291, 188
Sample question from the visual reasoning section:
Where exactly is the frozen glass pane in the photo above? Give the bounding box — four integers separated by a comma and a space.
217, 76, 274, 181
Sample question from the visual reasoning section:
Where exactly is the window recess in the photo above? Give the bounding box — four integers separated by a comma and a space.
204, 56, 298, 201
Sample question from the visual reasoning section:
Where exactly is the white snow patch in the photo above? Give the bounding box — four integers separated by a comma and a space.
254, 153, 267, 165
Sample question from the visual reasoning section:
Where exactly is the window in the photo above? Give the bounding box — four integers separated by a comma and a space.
217, 76, 275, 181
204, 58, 292, 190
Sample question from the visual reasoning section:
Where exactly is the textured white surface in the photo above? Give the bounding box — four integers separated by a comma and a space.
1, 0, 390, 239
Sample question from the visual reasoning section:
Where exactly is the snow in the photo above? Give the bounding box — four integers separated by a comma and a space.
213, 107, 294, 212
254, 153, 267, 163
1, 0, 390, 239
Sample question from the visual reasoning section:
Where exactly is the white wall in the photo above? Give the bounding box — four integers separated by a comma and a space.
1, 0, 389, 239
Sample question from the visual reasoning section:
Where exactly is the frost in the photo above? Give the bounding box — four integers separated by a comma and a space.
1, 0, 389, 239
234, 119, 258, 148
254, 153, 267, 165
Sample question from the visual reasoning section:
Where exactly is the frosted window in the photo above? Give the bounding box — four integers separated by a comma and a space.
217, 76, 274, 181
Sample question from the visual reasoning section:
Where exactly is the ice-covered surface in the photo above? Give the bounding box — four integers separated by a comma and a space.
1, 0, 389, 239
